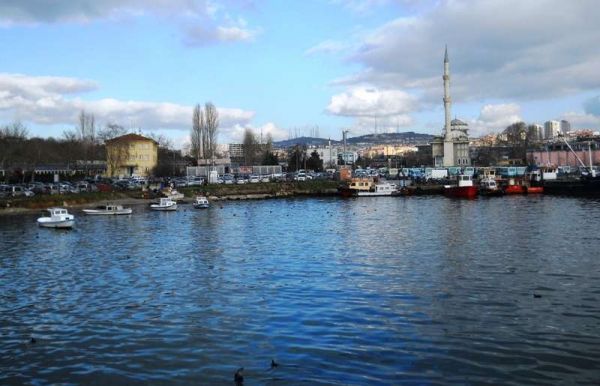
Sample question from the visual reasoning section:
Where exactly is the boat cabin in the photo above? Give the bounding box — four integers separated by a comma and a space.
48, 208, 69, 217
457, 174, 474, 187
347, 178, 375, 191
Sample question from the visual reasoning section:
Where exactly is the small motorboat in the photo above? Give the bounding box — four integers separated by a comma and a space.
150, 197, 178, 211
83, 203, 133, 215
193, 196, 210, 209
479, 177, 503, 197
37, 208, 75, 228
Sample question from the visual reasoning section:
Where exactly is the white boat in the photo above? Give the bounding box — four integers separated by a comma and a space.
193, 196, 210, 209
37, 208, 75, 228
83, 203, 133, 215
150, 197, 178, 211
356, 182, 398, 196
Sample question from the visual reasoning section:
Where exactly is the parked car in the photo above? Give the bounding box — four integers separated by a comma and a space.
260, 175, 270, 183
223, 174, 234, 184
187, 177, 205, 186
249, 175, 260, 183
294, 173, 307, 181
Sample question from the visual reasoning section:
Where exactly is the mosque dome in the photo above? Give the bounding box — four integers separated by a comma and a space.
451, 118, 468, 127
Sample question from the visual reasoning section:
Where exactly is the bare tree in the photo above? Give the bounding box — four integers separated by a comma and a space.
191, 104, 204, 162
98, 123, 127, 143
106, 139, 130, 177
204, 102, 219, 160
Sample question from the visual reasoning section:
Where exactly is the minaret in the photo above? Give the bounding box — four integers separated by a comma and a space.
443, 45, 451, 140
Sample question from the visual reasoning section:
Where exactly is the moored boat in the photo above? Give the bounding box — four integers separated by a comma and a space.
479, 177, 503, 197
356, 182, 398, 197
37, 208, 75, 228
444, 175, 478, 198
150, 197, 178, 211
525, 186, 544, 194
83, 203, 133, 215
193, 196, 210, 209
338, 178, 375, 197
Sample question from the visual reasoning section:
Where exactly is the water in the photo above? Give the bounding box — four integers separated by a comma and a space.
1, 196, 600, 385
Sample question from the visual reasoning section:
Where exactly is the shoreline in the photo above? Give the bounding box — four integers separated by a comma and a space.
0, 182, 341, 216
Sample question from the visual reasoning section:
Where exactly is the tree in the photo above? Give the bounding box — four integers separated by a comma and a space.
261, 133, 278, 165
243, 128, 258, 165
191, 104, 204, 162
204, 102, 219, 160
106, 139, 130, 177
306, 150, 323, 171
191, 102, 219, 164
98, 123, 127, 143
287, 145, 306, 172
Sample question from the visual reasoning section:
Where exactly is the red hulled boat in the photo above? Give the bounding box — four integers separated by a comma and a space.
444, 175, 478, 199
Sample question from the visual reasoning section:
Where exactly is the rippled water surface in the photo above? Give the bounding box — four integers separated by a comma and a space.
2, 196, 600, 385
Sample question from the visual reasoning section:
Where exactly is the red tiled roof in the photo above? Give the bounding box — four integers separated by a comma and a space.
105, 133, 157, 144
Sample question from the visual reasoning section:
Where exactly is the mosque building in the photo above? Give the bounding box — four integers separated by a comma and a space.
431, 47, 471, 167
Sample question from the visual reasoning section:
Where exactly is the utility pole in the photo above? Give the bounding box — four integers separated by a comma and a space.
342, 129, 350, 165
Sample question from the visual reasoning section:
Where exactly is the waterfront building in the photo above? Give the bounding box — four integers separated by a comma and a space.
530, 124, 544, 141
544, 120, 561, 139
431, 47, 471, 167
105, 133, 158, 177
527, 137, 600, 167
306, 145, 340, 168
364, 145, 418, 159
560, 119, 571, 134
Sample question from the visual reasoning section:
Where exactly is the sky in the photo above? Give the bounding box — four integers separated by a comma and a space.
1, 0, 600, 147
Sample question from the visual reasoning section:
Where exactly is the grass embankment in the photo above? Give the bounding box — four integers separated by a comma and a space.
0, 191, 142, 210
0, 180, 341, 211
180, 180, 340, 198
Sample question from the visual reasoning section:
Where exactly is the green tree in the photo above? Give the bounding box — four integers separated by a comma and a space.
306, 150, 323, 171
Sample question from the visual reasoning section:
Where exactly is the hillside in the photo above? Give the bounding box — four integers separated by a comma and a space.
274, 132, 434, 148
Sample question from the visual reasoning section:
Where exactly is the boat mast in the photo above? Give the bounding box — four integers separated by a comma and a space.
589, 141, 596, 177
559, 134, 592, 175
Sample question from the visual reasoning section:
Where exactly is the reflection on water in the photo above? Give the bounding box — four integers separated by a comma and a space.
1, 196, 600, 385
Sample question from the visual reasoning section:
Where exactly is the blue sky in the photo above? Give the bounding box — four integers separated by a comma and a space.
1, 0, 600, 147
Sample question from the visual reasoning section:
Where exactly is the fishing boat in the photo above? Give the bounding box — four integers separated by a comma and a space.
503, 178, 527, 195
83, 203, 133, 215
193, 196, 210, 209
338, 178, 375, 197
444, 175, 478, 198
150, 197, 177, 211
479, 177, 503, 197
37, 208, 75, 228
356, 182, 398, 197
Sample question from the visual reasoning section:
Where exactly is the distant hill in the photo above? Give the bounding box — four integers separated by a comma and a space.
274, 132, 434, 148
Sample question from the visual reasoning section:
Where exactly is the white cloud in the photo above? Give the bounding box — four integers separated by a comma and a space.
0, 0, 260, 45
184, 19, 260, 46
327, 87, 417, 117
559, 112, 600, 129
335, 1, 600, 102
467, 103, 523, 137
0, 73, 254, 135
225, 122, 287, 143
305, 40, 350, 56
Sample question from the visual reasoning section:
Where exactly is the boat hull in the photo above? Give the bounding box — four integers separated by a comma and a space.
193, 204, 209, 209
37, 219, 75, 228
543, 178, 600, 196
356, 191, 395, 197
83, 209, 133, 215
150, 204, 177, 211
444, 186, 478, 198
525, 186, 544, 194
504, 185, 526, 194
